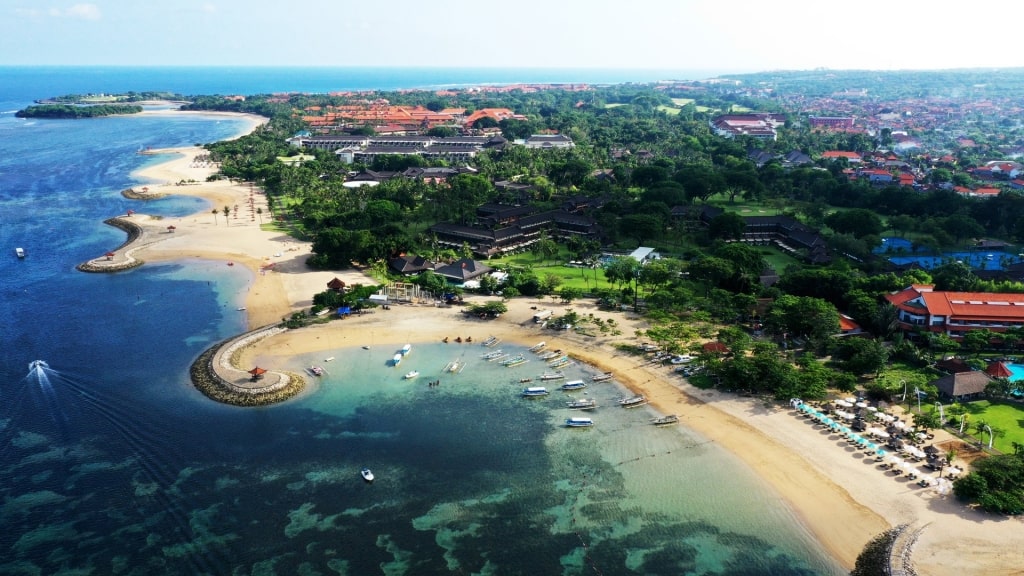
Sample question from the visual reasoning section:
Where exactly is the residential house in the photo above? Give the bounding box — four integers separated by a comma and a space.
820, 150, 863, 163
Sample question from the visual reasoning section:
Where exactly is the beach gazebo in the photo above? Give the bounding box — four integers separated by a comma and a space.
327, 277, 346, 292
985, 361, 1013, 379
248, 366, 267, 382
105, 251, 115, 261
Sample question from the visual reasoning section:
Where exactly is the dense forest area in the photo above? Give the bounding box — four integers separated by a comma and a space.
16, 103, 144, 118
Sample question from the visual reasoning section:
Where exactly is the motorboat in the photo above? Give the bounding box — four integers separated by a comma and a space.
482, 336, 500, 347
501, 354, 526, 366
521, 386, 550, 397
362, 345, 371, 350
404, 370, 420, 379
519, 378, 533, 383
401, 344, 412, 355
481, 349, 504, 360
565, 417, 595, 428
591, 372, 614, 382
566, 398, 597, 410
360, 468, 374, 482
528, 342, 547, 352
392, 353, 402, 367
561, 380, 586, 391
236, 307, 247, 311
308, 366, 324, 376
504, 357, 528, 367
15, 247, 25, 258
324, 357, 335, 362
540, 371, 565, 381
618, 395, 647, 408
651, 414, 680, 426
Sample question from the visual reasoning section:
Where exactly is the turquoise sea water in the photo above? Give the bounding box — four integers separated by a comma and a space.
0, 67, 843, 574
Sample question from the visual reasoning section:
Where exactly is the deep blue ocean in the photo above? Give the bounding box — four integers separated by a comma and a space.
0, 67, 843, 575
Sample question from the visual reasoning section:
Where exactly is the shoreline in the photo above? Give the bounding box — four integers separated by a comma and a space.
90, 110, 1024, 574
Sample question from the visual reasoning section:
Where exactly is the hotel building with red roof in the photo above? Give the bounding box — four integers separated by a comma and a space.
886, 284, 1024, 340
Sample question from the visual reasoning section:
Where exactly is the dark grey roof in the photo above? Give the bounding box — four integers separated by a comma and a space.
434, 258, 493, 281
931, 371, 992, 398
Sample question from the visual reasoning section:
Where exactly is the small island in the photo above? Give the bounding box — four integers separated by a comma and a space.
16, 103, 144, 119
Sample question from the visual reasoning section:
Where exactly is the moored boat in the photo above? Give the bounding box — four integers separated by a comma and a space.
519, 378, 533, 383
561, 380, 586, 391
401, 344, 412, 355
481, 349, 504, 360
482, 336, 499, 347
308, 366, 324, 376
538, 351, 559, 360
651, 414, 679, 426
521, 386, 550, 397
540, 371, 565, 381
361, 468, 374, 482
547, 355, 569, 365
528, 341, 547, 352
392, 353, 402, 367
566, 398, 597, 410
15, 247, 25, 258
501, 354, 526, 366
324, 356, 335, 362
504, 357, 529, 367
404, 370, 420, 379
618, 394, 647, 407
592, 372, 614, 382
565, 417, 594, 428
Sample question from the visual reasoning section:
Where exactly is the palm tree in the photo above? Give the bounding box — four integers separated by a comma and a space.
256, 207, 263, 225
223, 206, 231, 227
211, 208, 218, 225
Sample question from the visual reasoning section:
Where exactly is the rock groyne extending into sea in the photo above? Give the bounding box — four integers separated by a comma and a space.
190, 325, 306, 406
76, 217, 147, 272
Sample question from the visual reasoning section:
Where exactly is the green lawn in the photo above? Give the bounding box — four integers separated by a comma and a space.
956, 400, 1024, 454
656, 105, 681, 115
670, 98, 695, 107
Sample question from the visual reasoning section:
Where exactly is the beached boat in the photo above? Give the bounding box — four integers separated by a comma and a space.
565, 417, 595, 428
561, 380, 587, 391
618, 395, 647, 408
540, 371, 565, 381
547, 355, 569, 365
403, 370, 420, 380
481, 349, 504, 360
482, 336, 500, 347
538, 351, 559, 360
549, 358, 572, 369
528, 341, 547, 352
15, 247, 25, 258
521, 386, 550, 397
324, 357, 335, 362
308, 366, 324, 377
566, 398, 597, 410
392, 353, 402, 367
591, 372, 614, 382
401, 344, 412, 355
651, 414, 679, 426
360, 468, 374, 482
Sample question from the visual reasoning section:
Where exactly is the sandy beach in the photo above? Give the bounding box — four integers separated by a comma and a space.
108, 111, 1024, 574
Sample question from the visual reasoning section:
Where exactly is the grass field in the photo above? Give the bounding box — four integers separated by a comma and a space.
955, 400, 1024, 453
656, 105, 681, 115
670, 98, 695, 106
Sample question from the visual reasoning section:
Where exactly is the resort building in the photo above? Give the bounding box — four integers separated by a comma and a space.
286, 134, 507, 163
429, 208, 599, 258
886, 284, 1024, 340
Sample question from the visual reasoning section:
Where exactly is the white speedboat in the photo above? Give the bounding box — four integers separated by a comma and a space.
404, 370, 420, 379
308, 366, 324, 376
618, 394, 647, 407
565, 417, 595, 428
361, 468, 374, 482
15, 247, 25, 258
392, 353, 402, 367
401, 344, 412, 355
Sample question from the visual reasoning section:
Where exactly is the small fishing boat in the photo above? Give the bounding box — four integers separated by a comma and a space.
591, 372, 614, 382
540, 371, 565, 381
538, 351, 559, 360
528, 342, 547, 352
566, 398, 597, 410
404, 370, 420, 380
565, 417, 595, 428
521, 386, 550, 397
360, 468, 374, 483
444, 360, 461, 373
236, 307, 247, 311
308, 366, 324, 376
324, 357, 335, 362
547, 355, 569, 365
401, 344, 412, 355
519, 378, 533, 383
392, 353, 402, 367
362, 345, 371, 350
501, 354, 526, 366
482, 336, 500, 347
561, 380, 587, 391
651, 414, 680, 426
504, 357, 529, 368
481, 349, 505, 360
618, 395, 647, 408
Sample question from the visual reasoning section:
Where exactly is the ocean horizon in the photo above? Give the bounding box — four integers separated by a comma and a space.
0, 66, 843, 574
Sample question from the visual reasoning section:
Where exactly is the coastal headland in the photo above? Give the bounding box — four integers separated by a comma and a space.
87, 109, 1023, 575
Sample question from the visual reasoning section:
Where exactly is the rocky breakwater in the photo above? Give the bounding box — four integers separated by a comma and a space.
76, 216, 147, 272
120, 187, 168, 200
190, 325, 307, 406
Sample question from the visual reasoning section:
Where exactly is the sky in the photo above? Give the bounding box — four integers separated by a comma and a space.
2, 0, 1023, 72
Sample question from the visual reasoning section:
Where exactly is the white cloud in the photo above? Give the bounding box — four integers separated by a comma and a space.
64, 3, 101, 20
201, 3, 217, 13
